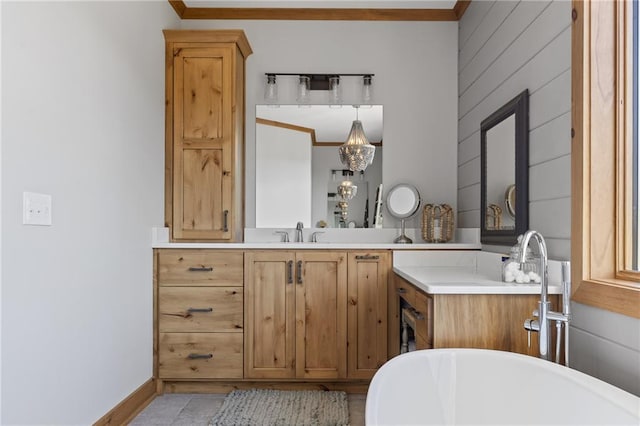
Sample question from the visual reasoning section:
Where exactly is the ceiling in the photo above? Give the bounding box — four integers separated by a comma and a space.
170, 0, 470, 20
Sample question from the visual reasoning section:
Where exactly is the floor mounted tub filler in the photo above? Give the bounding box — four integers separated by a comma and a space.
366, 349, 640, 425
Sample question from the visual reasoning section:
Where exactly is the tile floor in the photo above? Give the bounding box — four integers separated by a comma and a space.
129, 393, 366, 426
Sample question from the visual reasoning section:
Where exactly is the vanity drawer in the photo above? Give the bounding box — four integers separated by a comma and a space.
159, 287, 243, 333
158, 333, 243, 379
394, 276, 416, 306
158, 250, 243, 286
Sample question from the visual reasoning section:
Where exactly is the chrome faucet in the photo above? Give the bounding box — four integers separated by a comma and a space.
520, 230, 571, 365
295, 222, 304, 243
274, 230, 289, 242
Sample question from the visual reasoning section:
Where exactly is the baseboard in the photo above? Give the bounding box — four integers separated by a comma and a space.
93, 378, 157, 425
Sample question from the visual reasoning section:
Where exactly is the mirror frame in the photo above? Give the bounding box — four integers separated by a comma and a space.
480, 89, 529, 245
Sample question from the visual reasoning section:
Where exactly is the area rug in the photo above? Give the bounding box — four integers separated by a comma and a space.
209, 389, 350, 426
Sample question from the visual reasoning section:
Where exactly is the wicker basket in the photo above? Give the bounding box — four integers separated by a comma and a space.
422, 204, 454, 243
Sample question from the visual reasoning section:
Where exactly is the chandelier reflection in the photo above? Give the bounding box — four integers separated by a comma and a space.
339, 105, 376, 172
337, 180, 357, 201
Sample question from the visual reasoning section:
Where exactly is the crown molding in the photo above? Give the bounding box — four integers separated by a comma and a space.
168, 0, 471, 21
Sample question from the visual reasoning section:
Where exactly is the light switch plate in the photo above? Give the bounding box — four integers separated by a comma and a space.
23, 192, 52, 226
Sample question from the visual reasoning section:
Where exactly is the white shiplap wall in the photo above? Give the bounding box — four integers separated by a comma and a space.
458, 0, 640, 397
456, 0, 570, 260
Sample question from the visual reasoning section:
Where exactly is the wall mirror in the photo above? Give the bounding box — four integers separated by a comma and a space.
481, 89, 529, 245
386, 183, 421, 243
255, 105, 383, 228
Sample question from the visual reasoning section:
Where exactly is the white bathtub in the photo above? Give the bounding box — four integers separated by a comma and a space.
366, 349, 640, 425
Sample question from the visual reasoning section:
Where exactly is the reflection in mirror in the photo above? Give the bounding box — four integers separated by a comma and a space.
486, 114, 515, 230
481, 90, 529, 245
256, 105, 383, 228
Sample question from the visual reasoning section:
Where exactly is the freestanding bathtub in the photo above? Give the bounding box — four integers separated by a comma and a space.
366, 349, 640, 425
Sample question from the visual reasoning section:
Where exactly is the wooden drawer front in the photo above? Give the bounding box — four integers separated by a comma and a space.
159, 287, 243, 332
159, 333, 243, 379
394, 276, 416, 306
158, 251, 243, 286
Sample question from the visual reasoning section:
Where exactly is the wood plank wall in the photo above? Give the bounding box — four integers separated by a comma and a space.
456, 0, 571, 259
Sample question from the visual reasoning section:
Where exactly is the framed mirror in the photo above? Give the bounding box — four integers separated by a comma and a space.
255, 105, 383, 228
481, 90, 529, 245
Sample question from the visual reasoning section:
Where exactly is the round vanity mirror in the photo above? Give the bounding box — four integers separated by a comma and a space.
386, 184, 421, 243
505, 184, 516, 218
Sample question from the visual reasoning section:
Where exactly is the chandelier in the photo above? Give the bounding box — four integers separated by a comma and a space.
339, 106, 375, 171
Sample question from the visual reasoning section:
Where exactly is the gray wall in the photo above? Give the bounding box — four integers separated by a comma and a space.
1, 1, 177, 423
458, 0, 639, 396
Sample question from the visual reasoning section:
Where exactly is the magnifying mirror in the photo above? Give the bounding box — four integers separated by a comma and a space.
505, 184, 516, 218
386, 184, 421, 243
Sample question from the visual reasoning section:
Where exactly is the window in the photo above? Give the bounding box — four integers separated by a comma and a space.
634, 0, 640, 270
572, 0, 640, 319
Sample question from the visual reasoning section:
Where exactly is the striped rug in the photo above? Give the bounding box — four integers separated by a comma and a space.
209, 389, 349, 426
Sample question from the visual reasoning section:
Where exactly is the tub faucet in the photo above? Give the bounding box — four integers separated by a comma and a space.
520, 230, 571, 365
295, 222, 304, 243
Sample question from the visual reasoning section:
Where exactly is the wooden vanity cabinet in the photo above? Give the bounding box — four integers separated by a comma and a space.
164, 30, 252, 242
155, 250, 244, 384
390, 274, 559, 358
245, 250, 390, 381
244, 251, 348, 380
347, 251, 389, 379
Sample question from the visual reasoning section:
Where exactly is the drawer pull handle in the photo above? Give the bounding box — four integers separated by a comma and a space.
296, 261, 303, 284
187, 307, 213, 313
188, 353, 213, 360
188, 266, 213, 272
397, 288, 407, 294
287, 260, 294, 284
223, 210, 229, 232
355, 255, 380, 260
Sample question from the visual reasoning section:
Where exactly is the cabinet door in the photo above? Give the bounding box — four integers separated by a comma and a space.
244, 251, 296, 378
172, 46, 233, 240
295, 252, 347, 379
347, 252, 389, 379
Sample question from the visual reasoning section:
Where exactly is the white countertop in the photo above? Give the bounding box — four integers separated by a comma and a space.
392, 251, 567, 295
393, 266, 563, 295
151, 227, 481, 249
152, 242, 481, 249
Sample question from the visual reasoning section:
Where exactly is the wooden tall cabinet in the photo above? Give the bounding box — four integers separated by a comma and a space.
347, 252, 389, 379
244, 251, 348, 380
164, 31, 252, 241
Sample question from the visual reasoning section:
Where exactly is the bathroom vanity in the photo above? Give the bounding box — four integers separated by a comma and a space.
389, 251, 563, 358
154, 246, 394, 392
149, 237, 567, 393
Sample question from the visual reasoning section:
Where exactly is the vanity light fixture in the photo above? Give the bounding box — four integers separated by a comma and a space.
339, 105, 376, 172
264, 74, 278, 103
263, 73, 374, 104
297, 75, 311, 104
328, 76, 342, 105
362, 75, 373, 104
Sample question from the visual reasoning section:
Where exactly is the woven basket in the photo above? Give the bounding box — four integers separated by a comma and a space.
422, 204, 454, 243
